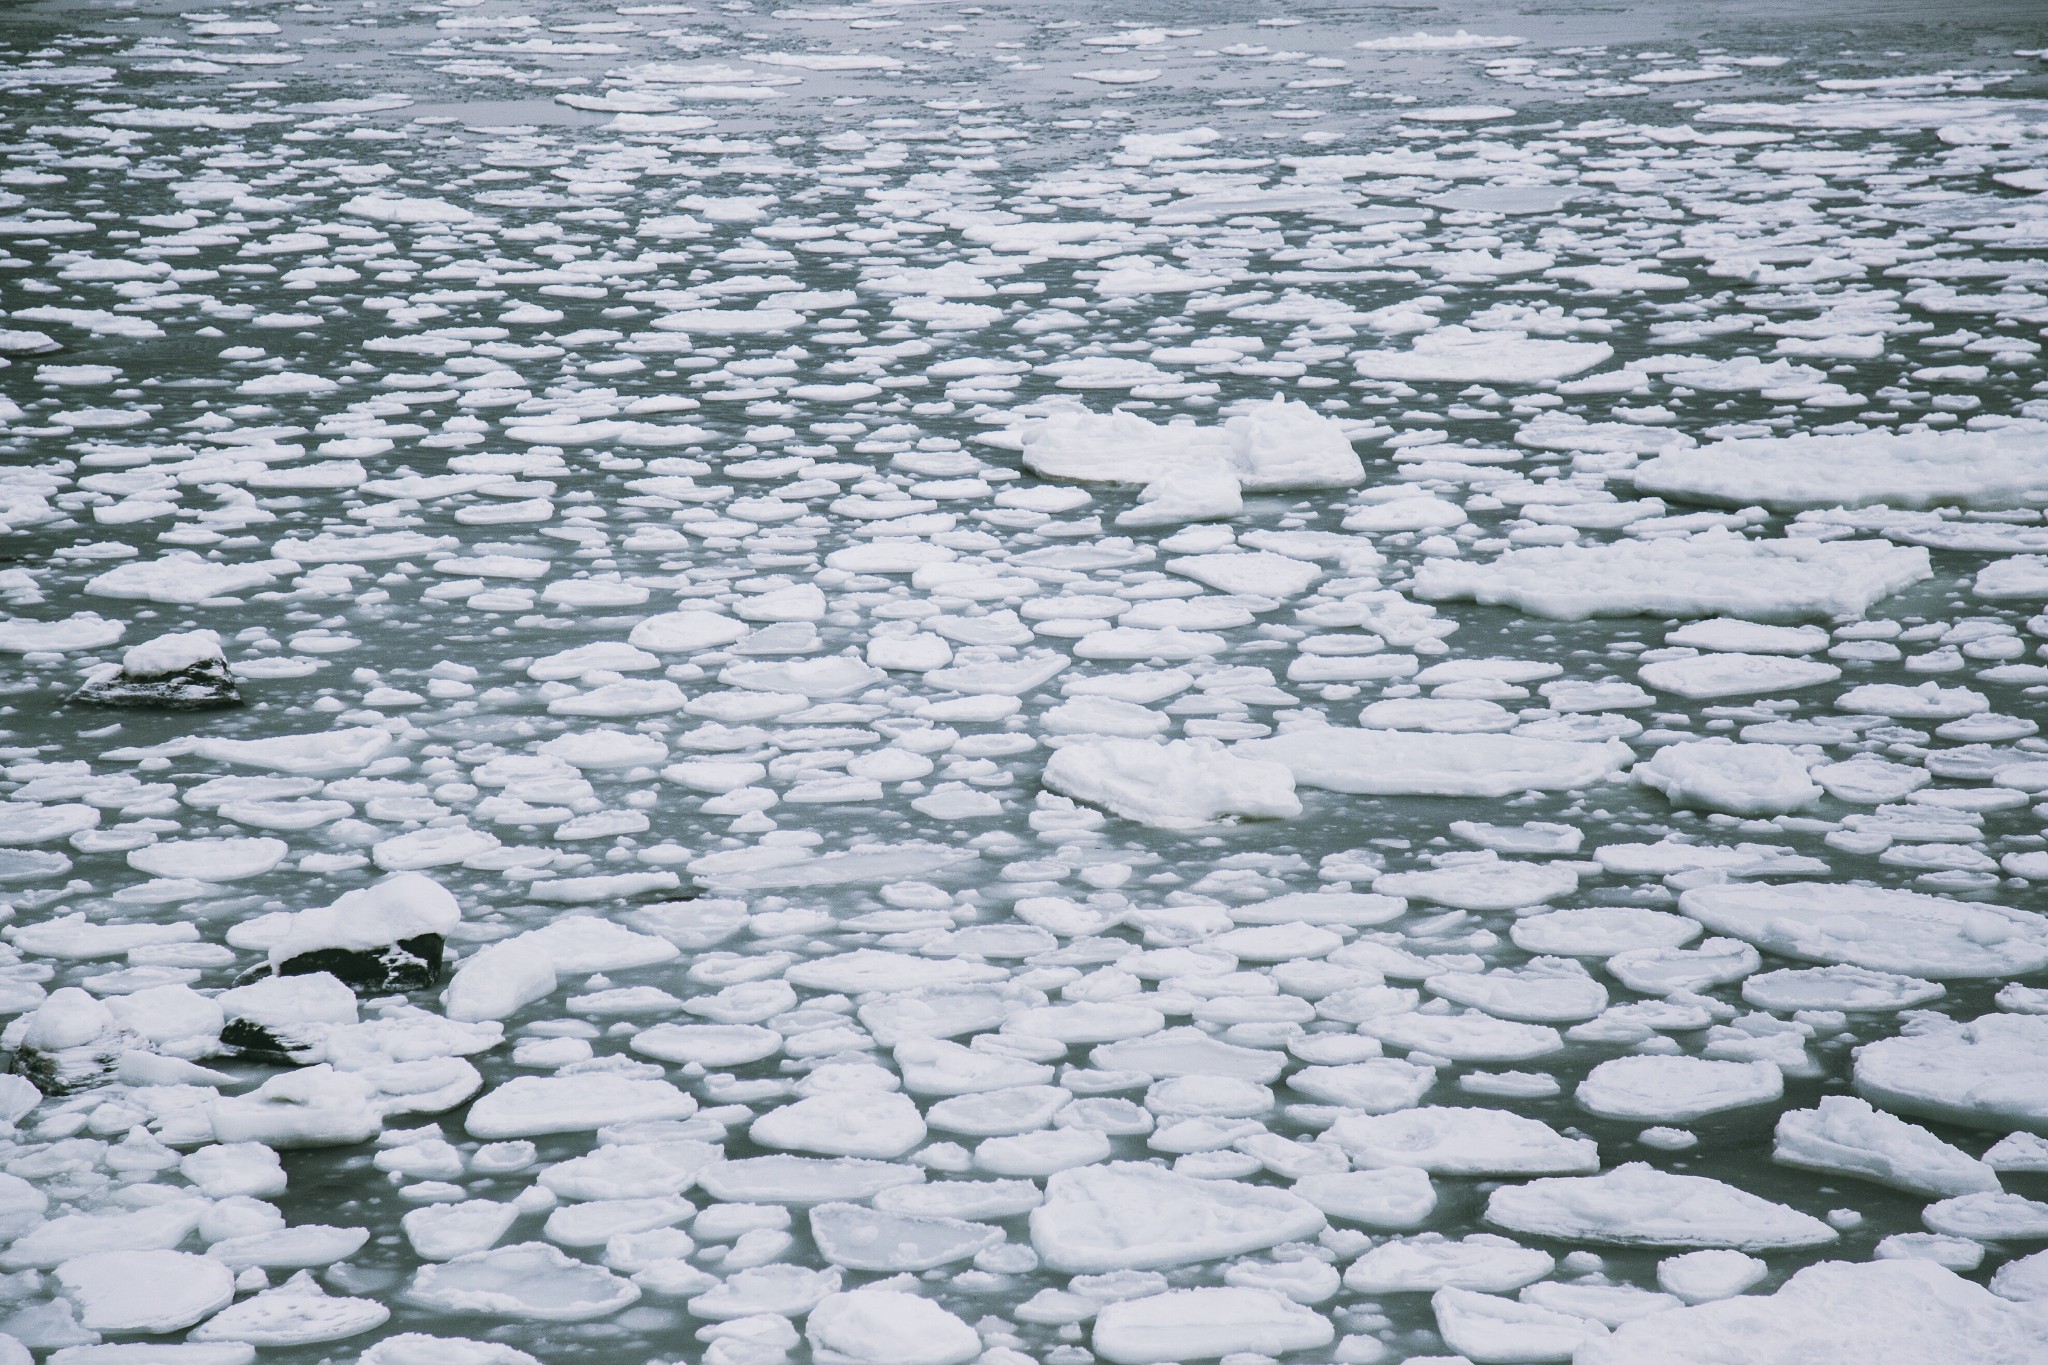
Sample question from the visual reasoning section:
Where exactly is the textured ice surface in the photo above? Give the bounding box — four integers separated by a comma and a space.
1580, 1259, 2048, 1365
1414, 534, 1932, 621
1635, 427, 2048, 511
0, 5, 2042, 1363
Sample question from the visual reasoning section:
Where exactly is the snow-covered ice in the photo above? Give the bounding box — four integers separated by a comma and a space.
0, 6, 2040, 1363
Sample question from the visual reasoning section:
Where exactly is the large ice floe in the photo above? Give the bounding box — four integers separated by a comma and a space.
0, 5, 2045, 1364
1018, 400, 1362, 527
1634, 426, 2048, 511
1413, 532, 1932, 621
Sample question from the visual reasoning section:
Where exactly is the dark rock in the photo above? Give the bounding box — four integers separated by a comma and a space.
276, 933, 446, 993
71, 630, 241, 711
72, 657, 241, 711
216, 972, 358, 1062
8, 988, 132, 1095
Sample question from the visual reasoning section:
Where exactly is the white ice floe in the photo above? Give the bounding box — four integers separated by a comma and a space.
1019, 399, 1361, 527
54, 1249, 233, 1334
1667, 619, 1830, 655
1487, 1164, 1839, 1249
1775, 1096, 2000, 1197
1432, 1285, 1608, 1364
1379, 858, 1579, 912
406, 1243, 638, 1321
1092, 1287, 1334, 1364
465, 1075, 696, 1138
1355, 327, 1611, 383
1326, 1107, 1598, 1175
1292, 1168, 1438, 1229
1856, 1013, 2048, 1132
1344, 1234, 1554, 1294
1634, 426, 2048, 511
1413, 532, 1931, 621
1577, 1056, 1784, 1123
1634, 740, 1821, 815
806, 1287, 982, 1365
1030, 1163, 1324, 1271
1240, 727, 1629, 797
751, 1091, 926, 1159
1579, 1259, 2048, 1364
1681, 883, 2048, 978
1637, 652, 1840, 699
1043, 738, 1301, 828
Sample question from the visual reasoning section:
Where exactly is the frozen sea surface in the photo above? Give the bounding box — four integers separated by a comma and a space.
0, 0, 2047, 1362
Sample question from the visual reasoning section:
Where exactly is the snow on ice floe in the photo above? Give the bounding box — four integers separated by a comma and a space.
1017, 399, 1361, 527
1042, 738, 1300, 828
1354, 326, 1611, 383
1635, 740, 1823, 815
1092, 1287, 1333, 1365
1775, 1096, 2000, 1197
1681, 883, 2048, 978
1635, 425, 2048, 510
6, 8, 2048, 1364
1856, 1013, 2048, 1133
1239, 727, 1631, 796
1327, 1107, 1598, 1175
1580, 1259, 2048, 1365
1488, 1165, 1839, 1250
1030, 1163, 1324, 1272
1414, 532, 1932, 621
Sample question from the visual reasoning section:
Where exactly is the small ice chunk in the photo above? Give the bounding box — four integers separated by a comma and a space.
1656, 1249, 1768, 1304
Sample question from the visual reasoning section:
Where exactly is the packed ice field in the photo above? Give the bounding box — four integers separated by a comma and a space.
1, 1, 2048, 1363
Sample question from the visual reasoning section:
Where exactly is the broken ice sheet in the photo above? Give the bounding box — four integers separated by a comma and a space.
0, 2, 2043, 1362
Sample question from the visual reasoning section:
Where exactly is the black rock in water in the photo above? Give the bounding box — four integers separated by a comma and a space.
72, 657, 242, 711
276, 933, 446, 993
10, 988, 134, 1096
71, 629, 241, 711
216, 972, 359, 1062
